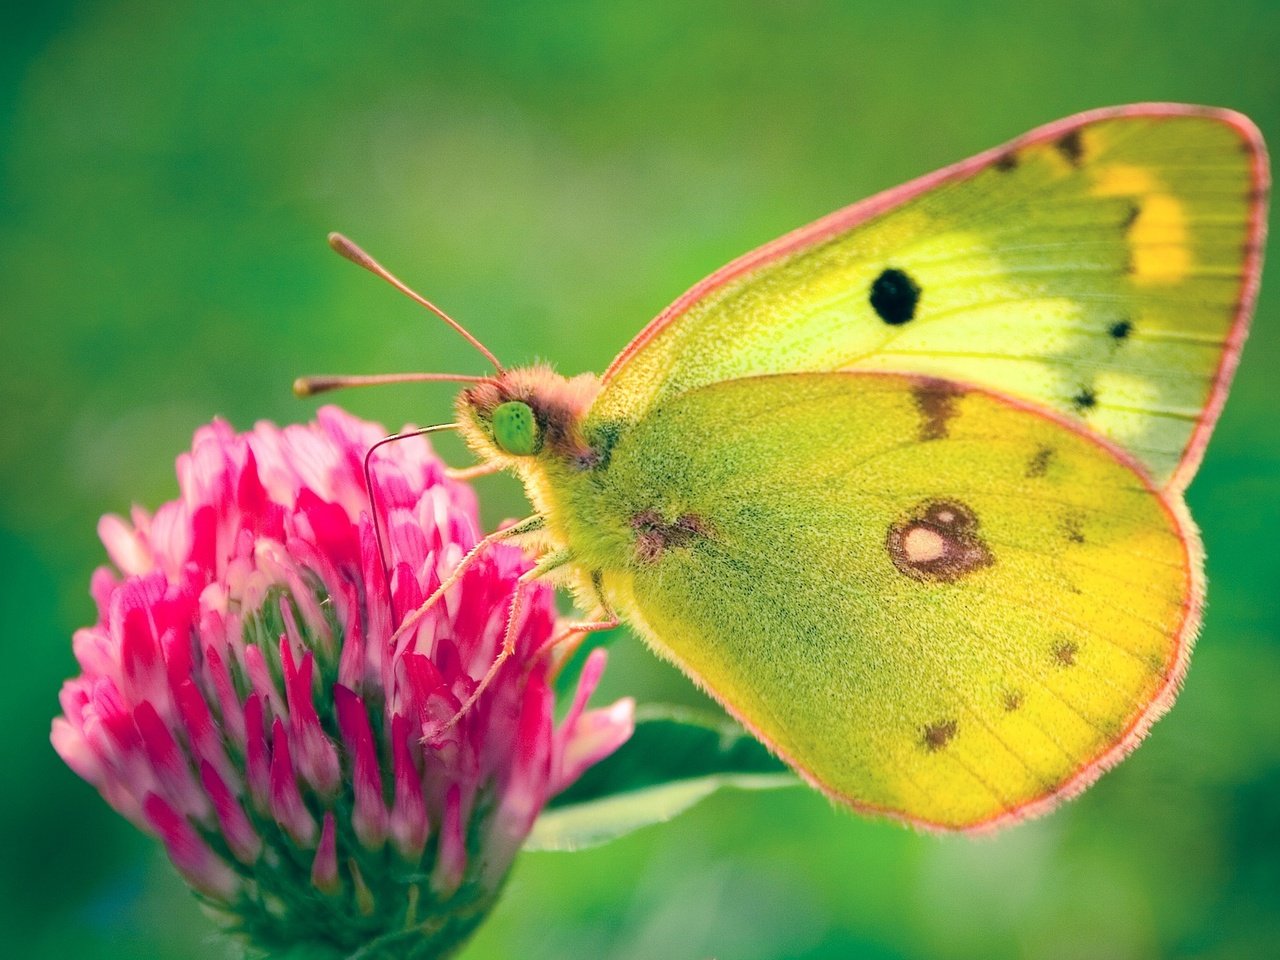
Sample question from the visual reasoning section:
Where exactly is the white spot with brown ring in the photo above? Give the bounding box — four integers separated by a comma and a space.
886, 499, 994, 583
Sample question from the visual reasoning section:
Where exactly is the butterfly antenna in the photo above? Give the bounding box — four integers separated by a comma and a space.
363, 423, 460, 586
293, 371, 490, 397
328, 232, 505, 373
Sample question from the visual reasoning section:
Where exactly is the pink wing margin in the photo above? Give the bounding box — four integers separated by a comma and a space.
602, 103, 1270, 494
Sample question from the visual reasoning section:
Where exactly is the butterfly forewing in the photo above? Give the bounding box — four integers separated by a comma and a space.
592, 106, 1267, 491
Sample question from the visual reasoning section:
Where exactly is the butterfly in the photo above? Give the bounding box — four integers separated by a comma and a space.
302, 103, 1269, 832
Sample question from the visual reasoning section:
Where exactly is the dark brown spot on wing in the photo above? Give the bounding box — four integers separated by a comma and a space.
1055, 130, 1085, 167
1003, 690, 1023, 712
1063, 513, 1086, 544
923, 719, 957, 752
632, 510, 710, 564
911, 379, 965, 441
886, 499, 993, 583
1053, 641, 1078, 667
1026, 446, 1055, 479
993, 152, 1018, 172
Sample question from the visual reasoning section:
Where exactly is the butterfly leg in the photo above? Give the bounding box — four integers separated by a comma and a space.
390, 514, 546, 650
535, 572, 620, 677
424, 547, 575, 741
444, 461, 504, 481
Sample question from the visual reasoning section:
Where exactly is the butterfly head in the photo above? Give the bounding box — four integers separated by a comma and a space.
456, 364, 602, 468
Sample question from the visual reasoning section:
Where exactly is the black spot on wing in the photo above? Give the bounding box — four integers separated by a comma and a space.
993, 152, 1018, 172
1108, 319, 1133, 342
1071, 387, 1098, 413
870, 268, 921, 325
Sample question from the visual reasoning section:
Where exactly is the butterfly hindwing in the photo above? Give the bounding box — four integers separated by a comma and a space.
593, 105, 1267, 491
587, 372, 1198, 830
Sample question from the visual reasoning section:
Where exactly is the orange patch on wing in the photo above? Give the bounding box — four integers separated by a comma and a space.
1128, 195, 1191, 284
1090, 164, 1192, 285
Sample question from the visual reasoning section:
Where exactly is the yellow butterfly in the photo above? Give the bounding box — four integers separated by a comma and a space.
302, 104, 1268, 832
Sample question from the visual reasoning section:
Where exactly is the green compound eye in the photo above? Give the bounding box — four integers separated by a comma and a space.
491, 401, 540, 456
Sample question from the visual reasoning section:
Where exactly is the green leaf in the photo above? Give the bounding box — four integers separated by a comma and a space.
526, 705, 796, 851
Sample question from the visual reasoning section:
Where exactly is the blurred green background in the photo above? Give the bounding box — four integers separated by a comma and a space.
4, 1, 1279, 957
